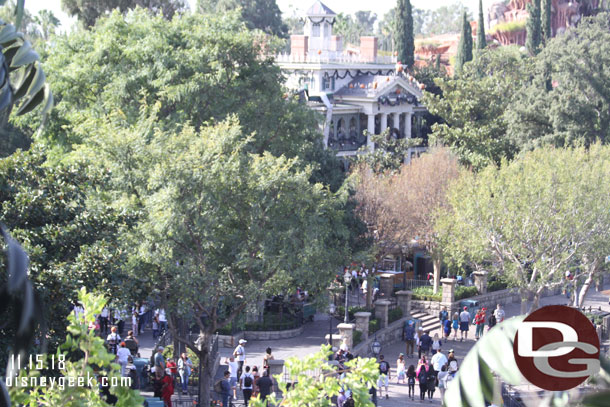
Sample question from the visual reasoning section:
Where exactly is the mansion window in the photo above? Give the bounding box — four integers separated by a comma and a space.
312, 23, 320, 37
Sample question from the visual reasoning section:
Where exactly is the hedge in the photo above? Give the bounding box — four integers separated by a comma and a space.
412, 286, 442, 301
388, 308, 403, 323
455, 286, 479, 300
353, 330, 363, 347
487, 280, 508, 292
335, 305, 373, 321
369, 319, 380, 334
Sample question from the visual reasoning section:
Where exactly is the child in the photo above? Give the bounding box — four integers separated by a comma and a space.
452, 312, 459, 340
443, 318, 452, 340
406, 365, 416, 401
396, 353, 406, 384
432, 333, 442, 352
152, 316, 159, 340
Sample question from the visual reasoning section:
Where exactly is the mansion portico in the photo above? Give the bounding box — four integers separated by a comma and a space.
276, 0, 429, 162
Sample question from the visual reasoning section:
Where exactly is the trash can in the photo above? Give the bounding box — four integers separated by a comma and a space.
459, 300, 480, 323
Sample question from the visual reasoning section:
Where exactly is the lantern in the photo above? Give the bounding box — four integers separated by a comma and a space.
349, 83, 354, 88
386, 77, 390, 82
396, 89, 401, 94
373, 82, 378, 89
317, 49, 322, 55
360, 83, 365, 89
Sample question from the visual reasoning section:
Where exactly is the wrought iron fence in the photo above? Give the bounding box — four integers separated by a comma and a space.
403, 279, 432, 290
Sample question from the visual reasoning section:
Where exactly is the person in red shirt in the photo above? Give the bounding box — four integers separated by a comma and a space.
166, 358, 178, 384
161, 368, 174, 407
474, 309, 486, 340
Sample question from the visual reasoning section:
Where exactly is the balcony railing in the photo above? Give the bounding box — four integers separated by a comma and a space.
275, 52, 397, 65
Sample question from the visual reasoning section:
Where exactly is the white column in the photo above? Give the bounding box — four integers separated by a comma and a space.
405, 112, 413, 139
367, 114, 375, 150
380, 113, 388, 133
391, 112, 400, 132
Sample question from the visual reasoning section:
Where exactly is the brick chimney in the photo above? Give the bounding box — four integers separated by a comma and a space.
291, 35, 309, 59
360, 36, 378, 62
330, 35, 342, 52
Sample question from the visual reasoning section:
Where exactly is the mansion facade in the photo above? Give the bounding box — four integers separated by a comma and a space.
275, 0, 429, 162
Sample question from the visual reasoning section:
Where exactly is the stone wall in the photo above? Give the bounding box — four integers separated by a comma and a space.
244, 326, 304, 341
411, 288, 521, 315
352, 316, 408, 357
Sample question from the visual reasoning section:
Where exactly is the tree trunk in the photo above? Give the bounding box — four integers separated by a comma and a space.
196, 333, 213, 407
577, 271, 595, 309
432, 255, 441, 295
520, 288, 528, 314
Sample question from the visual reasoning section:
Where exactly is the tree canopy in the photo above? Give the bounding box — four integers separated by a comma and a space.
196, 0, 287, 37
437, 145, 610, 313
60, 0, 186, 27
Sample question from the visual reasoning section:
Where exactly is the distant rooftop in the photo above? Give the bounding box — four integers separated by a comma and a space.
306, 0, 337, 17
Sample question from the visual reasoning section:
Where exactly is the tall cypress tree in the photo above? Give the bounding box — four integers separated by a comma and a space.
477, 0, 486, 49
395, 0, 414, 68
541, 0, 552, 44
526, 0, 542, 54
455, 12, 473, 75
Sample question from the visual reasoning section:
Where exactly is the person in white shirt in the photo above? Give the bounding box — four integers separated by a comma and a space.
431, 349, 448, 372
225, 356, 239, 399
494, 304, 505, 324
116, 342, 131, 376
156, 308, 168, 334
233, 339, 247, 379
459, 307, 471, 341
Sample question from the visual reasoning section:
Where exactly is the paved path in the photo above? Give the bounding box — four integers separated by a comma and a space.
136, 281, 610, 406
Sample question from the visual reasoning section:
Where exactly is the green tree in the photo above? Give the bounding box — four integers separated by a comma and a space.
454, 12, 473, 75
437, 146, 610, 314
8, 288, 143, 406
34, 9, 60, 40
526, 0, 541, 54
426, 3, 470, 35
541, 0, 551, 43
506, 13, 610, 150
425, 46, 530, 170
395, 0, 414, 67
127, 119, 350, 407
0, 147, 137, 362
196, 0, 287, 37
251, 346, 379, 407
60, 0, 186, 27
476, 0, 486, 49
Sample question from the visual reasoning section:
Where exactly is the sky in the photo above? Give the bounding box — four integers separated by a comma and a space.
23, 0, 483, 31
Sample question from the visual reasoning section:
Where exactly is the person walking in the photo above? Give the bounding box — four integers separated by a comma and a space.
426, 366, 437, 401
404, 321, 415, 358
178, 352, 193, 395
416, 360, 428, 401
475, 308, 486, 339
494, 304, 505, 324
377, 355, 391, 399
438, 306, 448, 332
406, 365, 416, 401
437, 365, 449, 400
219, 371, 232, 407
459, 307, 471, 341
226, 356, 239, 400
152, 315, 159, 340
452, 313, 459, 340
161, 368, 175, 407
233, 339, 247, 380
443, 318, 452, 341
116, 342, 131, 376
432, 333, 442, 352
124, 330, 139, 356
431, 348, 448, 373
488, 310, 497, 331
257, 370, 274, 403
100, 307, 110, 335
154, 346, 166, 380
263, 347, 274, 372
419, 330, 432, 357
396, 353, 406, 384
241, 366, 254, 406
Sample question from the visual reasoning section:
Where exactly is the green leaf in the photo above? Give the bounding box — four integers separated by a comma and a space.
0, 23, 17, 44
10, 40, 38, 68
15, 84, 44, 115
14, 0, 24, 32
12, 63, 35, 100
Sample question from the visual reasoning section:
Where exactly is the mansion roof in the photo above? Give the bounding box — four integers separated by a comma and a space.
333, 74, 424, 101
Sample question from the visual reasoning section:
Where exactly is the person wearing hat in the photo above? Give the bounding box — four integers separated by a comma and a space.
447, 349, 458, 367
233, 339, 247, 379
459, 306, 471, 341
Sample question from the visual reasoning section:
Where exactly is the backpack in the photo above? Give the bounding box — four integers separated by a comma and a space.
405, 326, 415, 341
243, 374, 253, 388
379, 361, 389, 374
418, 367, 427, 382
214, 380, 223, 393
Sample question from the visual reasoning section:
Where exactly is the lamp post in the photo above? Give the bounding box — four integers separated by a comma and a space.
343, 271, 352, 323
370, 334, 382, 358
329, 302, 336, 359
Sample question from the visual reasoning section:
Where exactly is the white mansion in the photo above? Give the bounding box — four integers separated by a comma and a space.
276, 0, 429, 161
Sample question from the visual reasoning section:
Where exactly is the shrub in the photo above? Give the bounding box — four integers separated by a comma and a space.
388, 308, 403, 323
412, 286, 442, 302
455, 286, 479, 300
487, 280, 508, 292
353, 330, 363, 347
335, 305, 373, 321
369, 319, 380, 334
